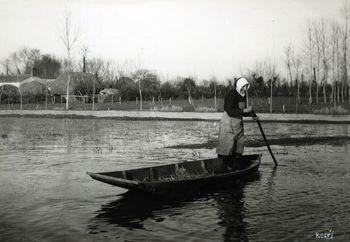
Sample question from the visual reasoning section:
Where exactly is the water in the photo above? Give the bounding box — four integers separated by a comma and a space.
0, 117, 349, 241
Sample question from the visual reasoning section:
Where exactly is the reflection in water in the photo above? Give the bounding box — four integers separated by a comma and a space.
167, 136, 350, 150
215, 184, 248, 241
91, 191, 181, 230
89, 173, 261, 241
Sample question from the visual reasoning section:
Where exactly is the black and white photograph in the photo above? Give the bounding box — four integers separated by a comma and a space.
0, 0, 349, 241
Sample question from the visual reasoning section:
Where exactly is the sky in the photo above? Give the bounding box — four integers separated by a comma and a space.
0, 0, 345, 81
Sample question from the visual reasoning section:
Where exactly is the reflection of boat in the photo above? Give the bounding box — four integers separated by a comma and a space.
87, 154, 261, 195
88, 173, 261, 240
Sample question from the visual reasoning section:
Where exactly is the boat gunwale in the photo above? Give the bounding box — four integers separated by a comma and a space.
86, 172, 140, 186
87, 154, 261, 186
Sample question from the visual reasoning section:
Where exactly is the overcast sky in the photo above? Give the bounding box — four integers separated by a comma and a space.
0, 0, 345, 81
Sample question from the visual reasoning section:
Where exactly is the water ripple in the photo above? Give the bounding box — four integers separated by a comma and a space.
0, 117, 349, 241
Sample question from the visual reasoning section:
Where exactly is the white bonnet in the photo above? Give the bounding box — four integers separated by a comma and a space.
236, 77, 250, 96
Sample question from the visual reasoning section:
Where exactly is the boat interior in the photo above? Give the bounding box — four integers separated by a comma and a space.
98, 154, 259, 182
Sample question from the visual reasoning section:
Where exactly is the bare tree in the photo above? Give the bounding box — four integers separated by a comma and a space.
88, 58, 117, 83
337, 33, 342, 103
80, 46, 88, 73
1, 58, 12, 75
330, 22, 341, 107
319, 19, 329, 103
265, 58, 278, 113
10, 52, 22, 75
304, 20, 314, 104
134, 53, 146, 111
341, 0, 350, 103
102, 61, 117, 84
292, 53, 302, 104
210, 76, 218, 109
284, 44, 294, 93
254, 61, 267, 81
136, 71, 145, 110
17, 47, 41, 74
345, 1, 350, 103
87, 58, 104, 76
59, 7, 79, 110
4, 47, 42, 75
344, 0, 349, 102
116, 59, 135, 79
314, 21, 322, 104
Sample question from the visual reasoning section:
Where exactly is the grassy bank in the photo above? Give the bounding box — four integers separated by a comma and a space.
0, 97, 349, 114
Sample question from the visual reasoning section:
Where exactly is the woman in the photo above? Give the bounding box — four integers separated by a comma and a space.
216, 77, 253, 170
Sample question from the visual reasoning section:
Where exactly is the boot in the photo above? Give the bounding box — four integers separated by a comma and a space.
234, 153, 245, 170
227, 155, 240, 171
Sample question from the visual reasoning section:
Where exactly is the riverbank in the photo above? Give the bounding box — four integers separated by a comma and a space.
0, 109, 349, 123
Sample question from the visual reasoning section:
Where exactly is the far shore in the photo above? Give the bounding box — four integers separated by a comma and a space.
0, 110, 349, 123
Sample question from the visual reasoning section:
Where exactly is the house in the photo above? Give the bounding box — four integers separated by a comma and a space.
98, 88, 120, 103
48, 72, 97, 103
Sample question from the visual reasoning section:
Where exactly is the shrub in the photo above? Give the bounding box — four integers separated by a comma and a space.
195, 106, 217, 112
182, 104, 195, 112
151, 105, 183, 112
312, 106, 349, 114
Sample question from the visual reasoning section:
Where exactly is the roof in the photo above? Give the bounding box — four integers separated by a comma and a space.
20, 81, 47, 96
49, 72, 96, 95
99, 88, 120, 95
0, 74, 31, 83
21, 77, 55, 85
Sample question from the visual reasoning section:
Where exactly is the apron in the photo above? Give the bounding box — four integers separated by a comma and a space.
216, 112, 244, 155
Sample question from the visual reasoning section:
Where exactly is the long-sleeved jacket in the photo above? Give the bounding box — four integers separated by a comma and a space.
223, 90, 249, 119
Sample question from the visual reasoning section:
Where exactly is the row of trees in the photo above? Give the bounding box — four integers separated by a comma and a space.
282, 2, 350, 106
0, 47, 61, 79
1, 3, 350, 110
0, 44, 349, 103
1, 48, 343, 104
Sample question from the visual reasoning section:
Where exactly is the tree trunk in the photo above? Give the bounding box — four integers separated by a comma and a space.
313, 68, 318, 104
298, 75, 302, 104
92, 77, 95, 111
323, 81, 327, 103
295, 79, 298, 114
138, 80, 143, 110
309, 81, 312, 104
316, 83, 319, 104
214, 82, 217, 110
83, 56, 86, 73
66, 72, 70, 110
18, 87, 22, 110
341, 82, 344, 102
334, 83, 337, 109
0, 86, 3, 104
187, 86, 192, 104
45, 84, 48, 110
270, 80, 273, 114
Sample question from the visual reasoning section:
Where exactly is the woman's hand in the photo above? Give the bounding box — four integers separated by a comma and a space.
252, 115, 259, 121
243, 106, 253, 114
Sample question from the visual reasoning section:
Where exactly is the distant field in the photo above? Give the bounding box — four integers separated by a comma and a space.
0, 97, 349, 114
